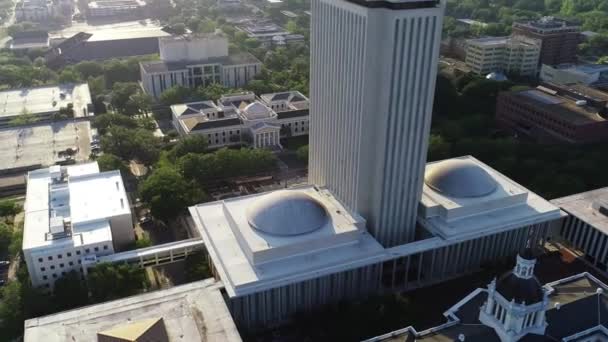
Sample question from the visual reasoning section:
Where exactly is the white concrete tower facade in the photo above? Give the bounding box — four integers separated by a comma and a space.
309, 0, 445, 246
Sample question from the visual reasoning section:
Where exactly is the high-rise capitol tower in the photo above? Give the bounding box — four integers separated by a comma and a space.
309, 0, 445, 247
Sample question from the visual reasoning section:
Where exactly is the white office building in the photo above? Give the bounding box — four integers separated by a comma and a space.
171, 91, 309, 149
465, 36, 541, 76
309, 0, 445, 247
22, 162, 134, 290
190, 155, 563, 328
189, 0, 564, 330
140, 34, 262, 99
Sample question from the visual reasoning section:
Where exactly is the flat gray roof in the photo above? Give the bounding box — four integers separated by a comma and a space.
0, 121, 91, 172
24, 279, 242, 342
0, 83, 92, 119
552, 187, 608, 235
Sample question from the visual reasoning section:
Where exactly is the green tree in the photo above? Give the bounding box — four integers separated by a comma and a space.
9, 109, 38, 126
110, 82, 141, 114
0, 281, 24, 338
159, 85, 193, 105
135, 234, 152, 248
101, 127, 161, 165
184, 253, 211, 282
0, 199, 22, 217
52, 271, 89, 311
296, 145, 309, 162
139, 166, 206, 221
96, 153, 129, 174
75, 61, 105, 79
169, 134, 209, 159
92, 113, 138, 134
0, 222, 12, 251
87, 263, 148, 302
58, 68, 82, 83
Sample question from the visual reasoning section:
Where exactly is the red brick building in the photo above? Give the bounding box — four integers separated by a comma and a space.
496, 83, 608, 144
512, 17, 582, 66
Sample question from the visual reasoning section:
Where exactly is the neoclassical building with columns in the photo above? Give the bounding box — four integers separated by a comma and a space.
171, 91, 309, 149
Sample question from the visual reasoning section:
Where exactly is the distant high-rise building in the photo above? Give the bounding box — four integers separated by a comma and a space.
309, 0, 446, 246
512, 17, 582, 66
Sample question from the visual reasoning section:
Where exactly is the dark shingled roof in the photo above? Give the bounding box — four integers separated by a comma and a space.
191, 117, 242, 131
277, 109, 309, 120
271, 92, 291, 101
496, 272, 544, 304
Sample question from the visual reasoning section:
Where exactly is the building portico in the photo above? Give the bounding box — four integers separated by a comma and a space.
252, 123, 282, 149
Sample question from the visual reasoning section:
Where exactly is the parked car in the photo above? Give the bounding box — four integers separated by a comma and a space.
0, 261, 9, 267
139, 215, 153, 225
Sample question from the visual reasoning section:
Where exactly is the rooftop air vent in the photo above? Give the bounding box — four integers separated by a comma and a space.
593, 200, 608, 217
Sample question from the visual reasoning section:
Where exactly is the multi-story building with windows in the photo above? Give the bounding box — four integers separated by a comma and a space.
513, 17, 582, 66
140, 34, 262, 99
465, 36, 541, 76
22, 162, 134, 290
171, 91, 309, 149
496, 82, 608, 144
189, 0, 564, 330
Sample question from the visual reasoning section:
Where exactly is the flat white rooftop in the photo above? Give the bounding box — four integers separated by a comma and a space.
24, 279, 242, 342
23, 162, 130, 250
419, 156, 564, 240
0, 83, 92, 119
189, 185, 385, 297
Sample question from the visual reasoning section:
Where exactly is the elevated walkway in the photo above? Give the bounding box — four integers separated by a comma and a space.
99, 238, 204, 267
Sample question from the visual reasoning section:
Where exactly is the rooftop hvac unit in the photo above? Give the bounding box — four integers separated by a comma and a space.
593, 200, 608, 217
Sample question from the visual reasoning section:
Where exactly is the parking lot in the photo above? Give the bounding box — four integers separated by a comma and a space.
0, 121, 92, 172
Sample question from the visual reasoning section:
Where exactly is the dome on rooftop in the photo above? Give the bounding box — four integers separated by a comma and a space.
425, 159, 497, 198
246, 191, 328, 236
242, 102, 272, 120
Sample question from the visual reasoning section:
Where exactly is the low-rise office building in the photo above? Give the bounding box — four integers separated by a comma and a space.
22, 162, 134, 290
24, 279, 242, 342
465, 36, 541, 76
87, 0, 146, 17
540, 63, 608, 87
189, 156, 563, 328
0, 83, 94, 128
496, 82, 608, 144
140, 34, 262, 99
171, 91, 309, 149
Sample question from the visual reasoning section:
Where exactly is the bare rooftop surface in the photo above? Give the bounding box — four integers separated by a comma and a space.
0, 83, 92, 119
24, 279, 242, 342
552, 187, 608, 235
0, 121, 91, 172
